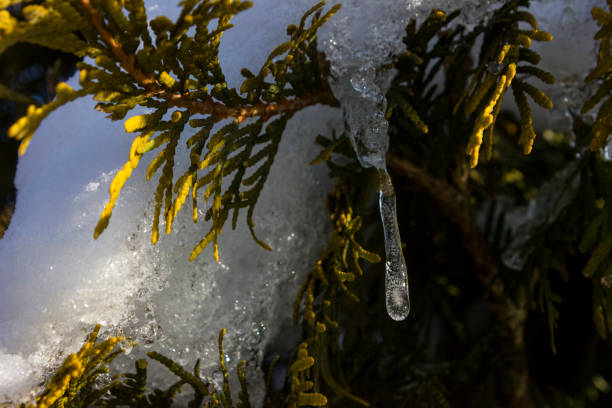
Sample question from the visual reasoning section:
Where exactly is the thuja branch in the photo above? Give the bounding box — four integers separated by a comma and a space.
165, 88, 339, 122
80, 0, 154, 88
5, 0, 341, 261
80, 0, 338, 122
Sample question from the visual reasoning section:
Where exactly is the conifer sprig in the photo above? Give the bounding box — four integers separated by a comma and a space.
454, 0, 554, 167
287, 343, 327, 408
19, 324, 125, 408
582, 0, 612, 150
2, 0, 340, 261
293, 134, 379, 407
20, 325, 268, 408
385, 8, 456, 135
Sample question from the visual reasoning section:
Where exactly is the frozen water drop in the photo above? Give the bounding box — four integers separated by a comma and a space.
379, 169, 410, 321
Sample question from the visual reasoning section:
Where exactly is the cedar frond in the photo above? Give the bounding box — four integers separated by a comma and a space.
583, 3, 612, 151
3, 0, 340, 260
454, 0, 554, 167
292, 135, 379, 407
288, 343, 327, 408
22, 324, 124, 408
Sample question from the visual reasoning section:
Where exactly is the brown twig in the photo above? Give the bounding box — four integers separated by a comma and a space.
387, 153, 533, 408
166, 89, 340, 122
79, 0, 339, 122
387, 154, 498, 284
80, 0, 154, 87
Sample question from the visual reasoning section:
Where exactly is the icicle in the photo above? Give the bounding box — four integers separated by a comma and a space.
330, 64, 410, 320
379, 169, 410, 320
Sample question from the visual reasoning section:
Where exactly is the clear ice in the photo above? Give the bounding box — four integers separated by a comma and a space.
326, 61, 411, 321
379, 170, 411, 320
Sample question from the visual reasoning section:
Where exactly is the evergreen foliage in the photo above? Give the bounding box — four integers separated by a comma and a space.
454, 0, 554, 167
387, 0, 557, 169
2, 0, 340, 261
15, 325, 273, 408
582, 0, 612, 150
4, 0, 612, 407
376, 2, 612, 406
293, 133, 380, 407
18, 324, 124, 408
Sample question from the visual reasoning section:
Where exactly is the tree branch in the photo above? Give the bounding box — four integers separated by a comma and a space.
80, 0, 154, 88
79, 0, 339, 122
387, 154, 499, 286
165, 89, 339, 122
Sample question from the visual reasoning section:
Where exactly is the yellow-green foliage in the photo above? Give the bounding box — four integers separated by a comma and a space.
9, 83, 88, 155
454, 0, 554, 167
582, 1, 612, 151
21, 324, 125, 408
20, 324, 258, 407
2, 0, 340, 262
287, 343, 327, 408
200, 329, 251, 408
294, 182, 380, 326
577, 159, 612, 340
385, 9, 452, 135
293, 134, 380, 407
144, 328, 253, 408
0, 0, 92, 57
